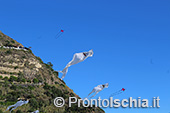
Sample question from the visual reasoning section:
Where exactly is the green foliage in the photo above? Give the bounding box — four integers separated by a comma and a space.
6, 92, 20, 102
22, 55, 26, 59
47, 62, 53, 68
9, 76, 17, 82
17, 72, 24, 82
4, 80, 10, 87
0, 110, 3, 113
53, 71, 58, 78
21, 78, 26, 83
51, 77, 54, 82
11, 40, 15, 43
33, 78, 39, 83
16, 110, 23, 113
3, 76, 8, 80
5, 50, 12, 54
60, 84, 65, 87
0, 76, 2, 79
0, 90, 2, 96
30, 98, 39, 109
54, 82, 58, 84
27, 80, 31, 83
28, 86, 35, 90
14, 66, 19, 69
10, 85, 17, 90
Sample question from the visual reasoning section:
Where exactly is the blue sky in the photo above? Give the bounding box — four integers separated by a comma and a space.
0, 0, 170, 113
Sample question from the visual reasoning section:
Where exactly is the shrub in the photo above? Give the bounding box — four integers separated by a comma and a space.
51, 77, 54, 82
33, 78, 39, 83
53, 71, 58, 78
30, 98, 39, 109
60, 84, 65, 87
5, 50, 12, 54
47, 62, 53, 68
27, 80, 31, 83
55, 82, 58, 84
0, 90, 2, 96
22, 79, 26, 83
11, 40, 15, 43
28, 86, 35, 90
14, 66, 19, 69
10, 85, 17, 90
9, 76, 17, 82
16, 110, 23, 113
0, 76, 2, 79
3, 76, 8, 80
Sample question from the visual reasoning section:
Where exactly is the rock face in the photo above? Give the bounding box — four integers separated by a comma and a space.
0, 31, 105, 113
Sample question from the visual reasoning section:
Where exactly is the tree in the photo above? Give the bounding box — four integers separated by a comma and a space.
47, 62, 53, 68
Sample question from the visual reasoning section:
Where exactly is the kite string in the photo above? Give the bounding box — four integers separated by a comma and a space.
55, 32, 61, 37
56, 32, 63, 39
109, 90, 122, 97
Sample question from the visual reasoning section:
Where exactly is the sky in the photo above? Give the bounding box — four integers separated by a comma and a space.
0, 0, 170, 113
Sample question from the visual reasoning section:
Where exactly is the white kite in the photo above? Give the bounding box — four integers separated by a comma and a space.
59, 49, 93, 80
85, 83, 109, 99
5, 100, 29, 112
31, 110, 39, 113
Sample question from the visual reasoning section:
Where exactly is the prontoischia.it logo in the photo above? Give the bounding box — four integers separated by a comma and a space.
54, 97, 160, 108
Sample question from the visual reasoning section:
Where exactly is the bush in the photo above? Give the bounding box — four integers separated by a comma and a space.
0, 76, 2, 79
14, 66, 19, 69
27, 80, 31, 83
33, 78, 39, 83
9, 76, 17, 82
3, 76, 8, 80
6, 92, 19, 102
11, 40, 15, 43
30, 98, 39, 109
16, 110, 23, 113
28, 86, 35, 90
53, 71, 58, 78
51, 77, 54, 82
21, 78, 26, 83
47, 62, 53, 68
60, 84, 65, 87
55, 82, 58, 85
0, 90, 2, 96
5, 50, 12, 54
10, 85, 17, 90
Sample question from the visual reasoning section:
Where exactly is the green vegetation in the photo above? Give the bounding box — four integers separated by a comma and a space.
33, 78, 39, 83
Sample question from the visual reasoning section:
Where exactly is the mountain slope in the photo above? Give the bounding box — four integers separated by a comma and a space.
0, 31, 105, 113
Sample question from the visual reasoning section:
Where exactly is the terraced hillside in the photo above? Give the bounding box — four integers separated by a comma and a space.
0, 31, 105, 113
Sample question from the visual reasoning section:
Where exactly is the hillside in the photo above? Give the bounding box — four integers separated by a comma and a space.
0, 31, 105, 113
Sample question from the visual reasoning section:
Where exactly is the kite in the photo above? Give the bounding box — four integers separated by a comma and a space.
59, 49, 93, 80
56, 29, 64, 39
110, 88, 126, 97
32, 110, 39, 113
84, 83, 109, 99
5, 100, 29, 112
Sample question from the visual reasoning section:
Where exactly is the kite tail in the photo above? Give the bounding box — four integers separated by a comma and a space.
59, 67, 68, 80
